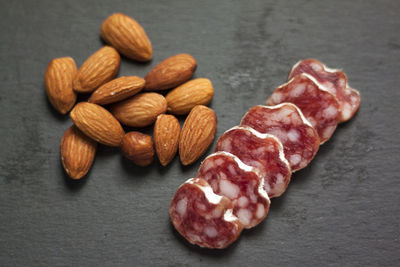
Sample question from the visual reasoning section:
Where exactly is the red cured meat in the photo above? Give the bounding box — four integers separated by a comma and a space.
289, 58, 360, 122
197, 151, 270, 229
241, 103, 320, 171
215, 126, 291, 198
170, 178, 243, 249
266, 73, 340, 143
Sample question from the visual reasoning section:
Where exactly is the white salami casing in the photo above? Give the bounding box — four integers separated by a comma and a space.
241, 103, 320, 171
266, 73, 340, 144
197, 151, 270, 229
169, 178, 243, 249
215, 126, 291, 198
289, 58, 360, 122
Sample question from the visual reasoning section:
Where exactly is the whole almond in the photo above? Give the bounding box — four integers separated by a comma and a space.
144, 54, 197, 91
166, 78, 214, 115
88, 76, 145, 105
101, 13, 152, 62
110, 92, 167, 127
60, 125, 97, 179
154, 114, 181, 166
45, 57, 77, 114
121, 131, 154, 166
179, 105, 217, 165
73, 46, 120, 93
70, 102, 125, 147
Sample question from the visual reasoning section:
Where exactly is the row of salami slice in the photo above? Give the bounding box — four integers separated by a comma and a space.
170, 59, 360, 249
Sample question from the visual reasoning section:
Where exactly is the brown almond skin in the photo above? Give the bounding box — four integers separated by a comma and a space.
88, 76, 145, 105
121, 132, 154, 166
101, 13, 152, 62
110, 92, 167, 127
70, 102, 125, 147
166, 78, 214, 115
179, 105, 217, 165
154, 114, 180, 166
45, 57, 77, 114
73, 46, 120, 93
60, 125, 97, 179
144, 54, 197, 91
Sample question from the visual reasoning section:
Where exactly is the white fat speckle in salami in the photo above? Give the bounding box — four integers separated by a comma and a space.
176, 198, 187, 216
215, 158, 224, 166
205, 172, 212, 181
276, 173, 284, 185
307, 117, 317, 127
289, 154, 302, 166
351, 95, 358, 105
219, 179, 240, 199
311, 62, 323, 71
253, 146, 266, 156
193, 222, 202, 231
290, 83, 306, 97
227, 164, 237, 176
323, 105, 338, 118
342, 103, 352, 120
211, 207, 222, 218
339, 78, 346, 88
237, 209, 252, 226
256, 204, 265, 219
204, 226, 218, 238
238, 196, 249, 208
268, 128, 288, 142
196, 202, 206, 211
287, 129, 300, 142
271, 91, 282, 103
220, 138, 232, 152
322, 125, 336, 141
201, 160, 214, 173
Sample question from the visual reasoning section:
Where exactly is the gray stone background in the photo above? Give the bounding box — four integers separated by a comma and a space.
1, 0, 399, 266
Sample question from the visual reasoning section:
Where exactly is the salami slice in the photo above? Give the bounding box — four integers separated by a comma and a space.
266, 73, 340, 143
170, 178, 243, 249
289, 58, 360, 122
197, 151, 270, 229
241, 103, 320, 171
215, 126, 291, 198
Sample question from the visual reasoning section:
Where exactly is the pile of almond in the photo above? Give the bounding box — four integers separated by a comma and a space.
47, 13, 217, 180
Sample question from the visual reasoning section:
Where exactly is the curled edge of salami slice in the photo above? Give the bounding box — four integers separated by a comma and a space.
266, 73, 340, 144
215, 125, 292, 198
289, 58, 361, 122
240, 103, 320, 172
169, 177, 243, 249
197, 151, 270, 229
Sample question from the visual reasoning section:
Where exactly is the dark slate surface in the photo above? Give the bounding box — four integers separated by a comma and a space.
1, 0, 399, 266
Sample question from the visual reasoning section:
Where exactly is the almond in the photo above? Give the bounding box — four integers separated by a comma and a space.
179, 105, 217, 165
45, 57, 77, 114
154, 114, 180, 166
144, 54, 197, 91
60, 125, 97, 179
121, 131, 154, 166
101, 13, 152, 62
73, 46, 120, 93
88, 76, 145, 105
166, 78, 214, 115
110, 92, 167, 127
70, 102, 125, 147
